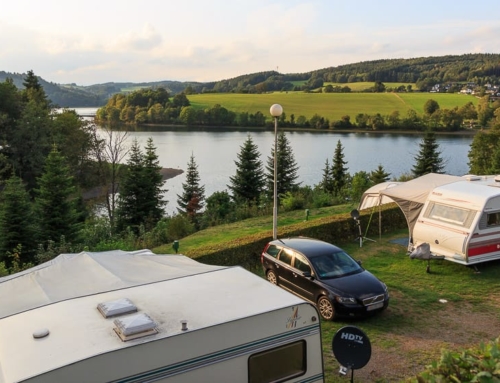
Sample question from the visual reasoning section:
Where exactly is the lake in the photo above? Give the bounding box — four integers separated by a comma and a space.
73, 108, 474, 215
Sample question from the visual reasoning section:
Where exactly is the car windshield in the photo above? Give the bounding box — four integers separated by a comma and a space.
310, 251, 362, 279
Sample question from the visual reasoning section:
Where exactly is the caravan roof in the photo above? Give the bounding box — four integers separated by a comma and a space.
0, 250, 306, 383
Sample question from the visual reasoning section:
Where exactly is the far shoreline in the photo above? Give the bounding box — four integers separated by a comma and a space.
107, 121, 481, 137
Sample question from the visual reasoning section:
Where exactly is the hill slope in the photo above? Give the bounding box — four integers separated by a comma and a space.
2, 53, 499, 107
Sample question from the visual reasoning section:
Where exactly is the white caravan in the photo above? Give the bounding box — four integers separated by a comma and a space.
0, 250, 324, 383
359, 173, 500, 266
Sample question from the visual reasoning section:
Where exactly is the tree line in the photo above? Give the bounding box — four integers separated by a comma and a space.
95, 86, 500, 131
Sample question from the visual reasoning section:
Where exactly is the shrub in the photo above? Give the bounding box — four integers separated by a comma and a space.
409, 336, 500, 382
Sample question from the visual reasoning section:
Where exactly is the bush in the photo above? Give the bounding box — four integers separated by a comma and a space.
281, 191, 306, 211
167, 214, 195, 241
187, 205, 406, 269
409, 336, 500, 382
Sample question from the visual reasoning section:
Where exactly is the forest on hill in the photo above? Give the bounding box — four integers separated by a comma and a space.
1, 53, 500, 107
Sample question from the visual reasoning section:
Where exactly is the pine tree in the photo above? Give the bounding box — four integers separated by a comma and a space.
22, 70, 50, 109
0, 176, 37, 266
320, 158, 333, 193
142, 138, 167, 228
412, 131, 445, 177
228, 135, 264, 206
116, 139, 166, 233
177, 153, 205, 226
116, 140, 145, 233
35, 146, 80, 243
370, 164, 391, 184
331, 140, 349, 197
265, 132, 301, 200
10, 100, 52, 191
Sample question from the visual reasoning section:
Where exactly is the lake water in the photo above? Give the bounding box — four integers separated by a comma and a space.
73, 107, 474, 215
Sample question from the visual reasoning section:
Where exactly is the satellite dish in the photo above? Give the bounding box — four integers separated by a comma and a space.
332, 326, 371, 373
350, 209, 360, 220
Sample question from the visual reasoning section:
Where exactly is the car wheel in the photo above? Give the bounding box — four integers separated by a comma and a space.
266, 270, 278, 285
317, 296, 335, 320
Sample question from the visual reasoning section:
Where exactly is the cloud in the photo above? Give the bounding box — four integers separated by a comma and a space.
108, 24, 163, 51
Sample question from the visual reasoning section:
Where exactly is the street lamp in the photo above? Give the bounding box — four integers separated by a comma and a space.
270, 104, 283, 240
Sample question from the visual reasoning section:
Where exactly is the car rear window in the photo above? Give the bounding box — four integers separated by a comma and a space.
265, 244, 281, 258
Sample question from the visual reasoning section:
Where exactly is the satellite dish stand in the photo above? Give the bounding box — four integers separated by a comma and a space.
350, 209, 375, 248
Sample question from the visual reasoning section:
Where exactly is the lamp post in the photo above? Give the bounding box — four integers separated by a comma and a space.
270, 104, 283, 240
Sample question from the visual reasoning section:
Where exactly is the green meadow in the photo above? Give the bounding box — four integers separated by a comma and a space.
187, 90, 478, 122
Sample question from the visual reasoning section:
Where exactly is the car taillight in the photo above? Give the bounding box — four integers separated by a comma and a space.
261, 244, 270, 264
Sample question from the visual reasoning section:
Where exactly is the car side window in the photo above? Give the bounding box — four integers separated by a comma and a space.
278, 249, 293, 266
266, 244, 281, 258
294, 253, 311, 274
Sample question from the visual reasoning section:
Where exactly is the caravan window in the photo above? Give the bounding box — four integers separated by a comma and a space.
424, 202, 475, 228
487, 212, 500, 227
248, 340, 306, 383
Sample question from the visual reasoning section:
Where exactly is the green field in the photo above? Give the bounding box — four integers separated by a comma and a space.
187, 91, 478, 122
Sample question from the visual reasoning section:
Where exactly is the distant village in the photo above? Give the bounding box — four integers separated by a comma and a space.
431, 82, 500, 99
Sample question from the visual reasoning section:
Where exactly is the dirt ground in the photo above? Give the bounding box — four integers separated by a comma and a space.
334, 295, 500, 382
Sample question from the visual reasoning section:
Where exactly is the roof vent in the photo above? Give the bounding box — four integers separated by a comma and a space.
464, 175, 481, 181
97, 298, 137, 318
113, 313, 158, 341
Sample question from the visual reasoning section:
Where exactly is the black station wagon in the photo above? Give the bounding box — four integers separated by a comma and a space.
261, 237, 389, 320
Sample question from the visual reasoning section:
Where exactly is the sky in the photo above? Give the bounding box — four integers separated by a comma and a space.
2, 0, 500, 86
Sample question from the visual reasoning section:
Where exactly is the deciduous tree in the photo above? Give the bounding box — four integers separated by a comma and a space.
424, 99, 440, 116
468, 130, 500, 174
90, 124, 129, 230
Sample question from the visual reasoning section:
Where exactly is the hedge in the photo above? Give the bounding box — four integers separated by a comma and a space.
186, 205, 407, 269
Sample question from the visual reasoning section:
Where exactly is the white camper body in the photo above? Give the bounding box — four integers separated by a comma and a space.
359, 173, 500, 266
0, 250, 324, 383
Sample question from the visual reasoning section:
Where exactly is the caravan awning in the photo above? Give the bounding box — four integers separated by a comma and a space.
358, 173, 464, 234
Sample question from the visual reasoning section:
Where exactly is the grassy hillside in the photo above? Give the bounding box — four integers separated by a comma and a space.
187, 91, 478, 122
